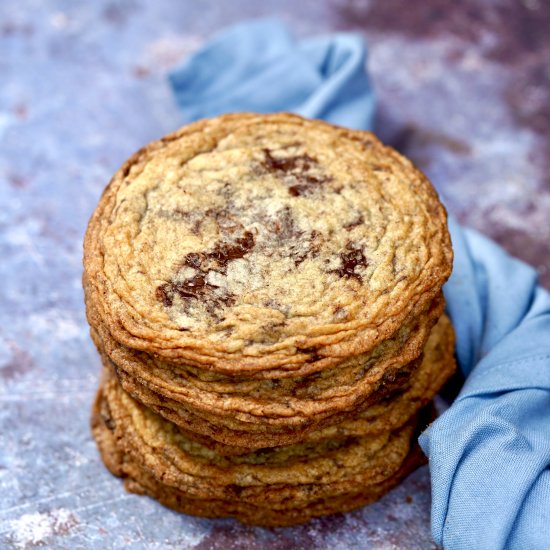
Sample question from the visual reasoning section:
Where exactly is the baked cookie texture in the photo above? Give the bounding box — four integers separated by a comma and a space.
92, 368, 433, 527
92, 378, 428, 527
84, 113, 455, 526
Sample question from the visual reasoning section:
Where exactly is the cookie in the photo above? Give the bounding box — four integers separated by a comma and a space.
98, 313, 454, 454
86, 288, 444, 445
84, 112, 455, 525
93, 374, 434, 526
84, 113, 452, 373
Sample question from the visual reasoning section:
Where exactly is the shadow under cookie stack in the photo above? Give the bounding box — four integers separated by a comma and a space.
84, 113, 455, 527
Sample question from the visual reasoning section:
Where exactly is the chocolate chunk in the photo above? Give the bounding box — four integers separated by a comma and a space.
262, 149, 317, 174
156, 276, 235, 312
173, 274, 216, 300
288, 173, 331, 197
330, 242, 368, 282
260, 149, 332, 197
185, 252, 203, 269
155, 231, 255, 313
155, 284, 173, 307
208, 231, 255, 269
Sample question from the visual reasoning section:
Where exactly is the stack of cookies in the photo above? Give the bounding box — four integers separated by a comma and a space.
83, 113, 455, 526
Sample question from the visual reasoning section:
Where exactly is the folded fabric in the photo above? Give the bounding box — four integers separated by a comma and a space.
169, 18, 374, 130
168, 19, 550, 550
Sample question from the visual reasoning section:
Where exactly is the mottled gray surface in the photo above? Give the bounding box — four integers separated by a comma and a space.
1, 0, 548, 548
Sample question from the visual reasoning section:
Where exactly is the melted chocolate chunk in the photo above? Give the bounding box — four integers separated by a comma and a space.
155, 284, 173, 307
179, 231, 255, 275
261, 149, 331, 197
344, 214, 364, 230
208, 231, 255, 269
288, 173, 331, 197
173, 274, 217, 300
262, 149, 316, 173
330, 242, 368, 283
156, 277, 235, 311
155, 231, 255, 312
184, 252, 203, 269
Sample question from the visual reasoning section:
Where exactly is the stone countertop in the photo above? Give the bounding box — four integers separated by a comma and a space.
1, 1, 548, 548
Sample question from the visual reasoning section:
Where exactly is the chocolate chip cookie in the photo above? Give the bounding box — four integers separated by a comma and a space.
84, 113, 454, 526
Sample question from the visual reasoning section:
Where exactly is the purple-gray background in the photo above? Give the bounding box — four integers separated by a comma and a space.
1, 1, 548, 548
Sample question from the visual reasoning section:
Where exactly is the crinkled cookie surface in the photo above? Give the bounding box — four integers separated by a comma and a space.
84, 113, 452, 369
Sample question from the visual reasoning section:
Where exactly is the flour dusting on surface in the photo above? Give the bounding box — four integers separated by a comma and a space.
9, 509, 78, 548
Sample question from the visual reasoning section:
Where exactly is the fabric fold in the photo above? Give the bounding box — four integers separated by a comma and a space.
169, 19, 374, 129
419, 218, 550, 550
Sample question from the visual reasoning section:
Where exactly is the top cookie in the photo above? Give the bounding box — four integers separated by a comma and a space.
84, 113, 452, 371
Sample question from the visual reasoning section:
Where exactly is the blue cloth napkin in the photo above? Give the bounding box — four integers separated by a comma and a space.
169, 19, 374, 130
169, 19, 550, 550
